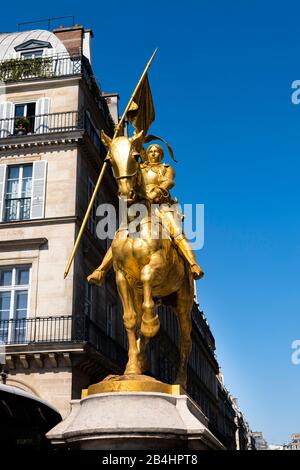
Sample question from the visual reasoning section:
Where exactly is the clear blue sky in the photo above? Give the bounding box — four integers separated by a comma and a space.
1, 0, 300, 445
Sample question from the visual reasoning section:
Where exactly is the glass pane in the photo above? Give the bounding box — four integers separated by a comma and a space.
0, 324, 9, 344
19, 198, 31, 220
5, 199, 18, 221
0, 292, 11, 320
6, 179, 19, 198
8, 165, 20, 180
21, 181, 32, 198
15, 291, 28, 320
21, 165, 32, 198
22, 165, 32, 179
11, 291, 28, 344
6, 166, 20, 199
21, 50, 43, 59
16, 268, 29, 286
23, 165, 32, 178
0, 270, 12, 286
26, 103, 36, 117
12, 323, 26, 343
15, 105, 26, 118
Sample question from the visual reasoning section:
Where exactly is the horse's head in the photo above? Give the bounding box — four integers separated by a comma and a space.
101, 130, 144, 203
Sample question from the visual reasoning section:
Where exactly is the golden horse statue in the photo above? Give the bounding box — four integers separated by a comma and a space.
88, 131, 195, 387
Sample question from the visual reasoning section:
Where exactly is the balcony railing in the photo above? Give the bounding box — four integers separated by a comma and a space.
0, 54, 104, 107
4, 197, 31, 221
0, 316, 72, 344
0, 315, 127, 367
0, 54, 84, 82
0, 110, 101, 151
0, 111, 81, 138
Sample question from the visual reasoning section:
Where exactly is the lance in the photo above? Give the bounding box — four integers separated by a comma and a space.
64, 48, 158, 278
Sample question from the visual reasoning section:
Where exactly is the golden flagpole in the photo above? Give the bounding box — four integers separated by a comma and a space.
64, 48, 158, 278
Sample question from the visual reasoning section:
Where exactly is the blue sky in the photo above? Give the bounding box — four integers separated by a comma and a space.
1, 0, 300, 444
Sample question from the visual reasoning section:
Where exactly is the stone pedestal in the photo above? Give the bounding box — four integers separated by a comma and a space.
47, 391, 224, 450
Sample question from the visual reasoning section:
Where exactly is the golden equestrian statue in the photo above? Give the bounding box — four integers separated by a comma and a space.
87, 143, 203, 287
64, 50, 204, 389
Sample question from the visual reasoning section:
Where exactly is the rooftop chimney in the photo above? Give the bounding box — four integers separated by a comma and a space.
53, 25, 93, 61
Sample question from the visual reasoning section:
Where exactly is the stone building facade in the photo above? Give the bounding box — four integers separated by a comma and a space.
0, 25, 120, 417
0, 25, 252, 448
251, 431, 269, 450
284, 433, 300, 450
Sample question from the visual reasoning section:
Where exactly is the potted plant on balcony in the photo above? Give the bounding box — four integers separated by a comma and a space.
14, 117, 30, 135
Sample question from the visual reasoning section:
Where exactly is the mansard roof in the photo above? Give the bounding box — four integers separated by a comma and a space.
0, 30, 68, 60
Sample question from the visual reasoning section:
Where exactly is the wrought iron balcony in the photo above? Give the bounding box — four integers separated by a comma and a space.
0, 54, 89, 82
0, 111, 101, 152
0, 54, 105, 114
0, 111, 81, 138
0, 315, 127, 367
0, 316, 72, 344
4, 197, 31, 222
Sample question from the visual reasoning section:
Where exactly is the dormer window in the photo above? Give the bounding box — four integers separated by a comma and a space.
21, 50, 44, 59
14, 39, 52, 59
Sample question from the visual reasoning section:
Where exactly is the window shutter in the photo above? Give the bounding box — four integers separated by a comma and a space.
30, 161, 47, 219
0, 102, 14, 138
0, 164, 7, 222
42, 48, 55, 77
57, 51, 72, 76
34, 98, 50, 134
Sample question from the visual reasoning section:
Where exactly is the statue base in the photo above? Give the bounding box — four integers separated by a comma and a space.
47, 375, 224, 450
83, 374, 185, 396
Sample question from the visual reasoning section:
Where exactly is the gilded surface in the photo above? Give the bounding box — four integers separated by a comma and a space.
88, 133, 204, 388
84, 375, 183, 396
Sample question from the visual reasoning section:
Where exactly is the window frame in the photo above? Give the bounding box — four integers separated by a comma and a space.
14, 101, 36, 134
20, 49, 44, 59
14, 101, 36, 118
0, 265, 31, 344
4, 163, 33, 222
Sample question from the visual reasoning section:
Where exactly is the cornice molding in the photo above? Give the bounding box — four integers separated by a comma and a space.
0, 215, 77, 229
0, 129, 84, 152
0, 237, 48, 250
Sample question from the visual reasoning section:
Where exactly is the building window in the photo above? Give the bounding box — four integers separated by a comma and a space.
0, 161, 47, 222
0, 266, 30, 344
4, 164, 32, 221
85, 112, 101, 152
106, 304, 115, 338
21, 50, 44, 59
84, 281, 92, 318
14, 102, 36, 134
87, 178, 98, 237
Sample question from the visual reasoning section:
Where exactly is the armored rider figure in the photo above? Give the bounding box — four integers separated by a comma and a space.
88, 143, 203, 285
141, 144, 203, 280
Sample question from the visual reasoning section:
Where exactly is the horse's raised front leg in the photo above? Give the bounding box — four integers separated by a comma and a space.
140, 265, 160, 338
116, 270, 141, 375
